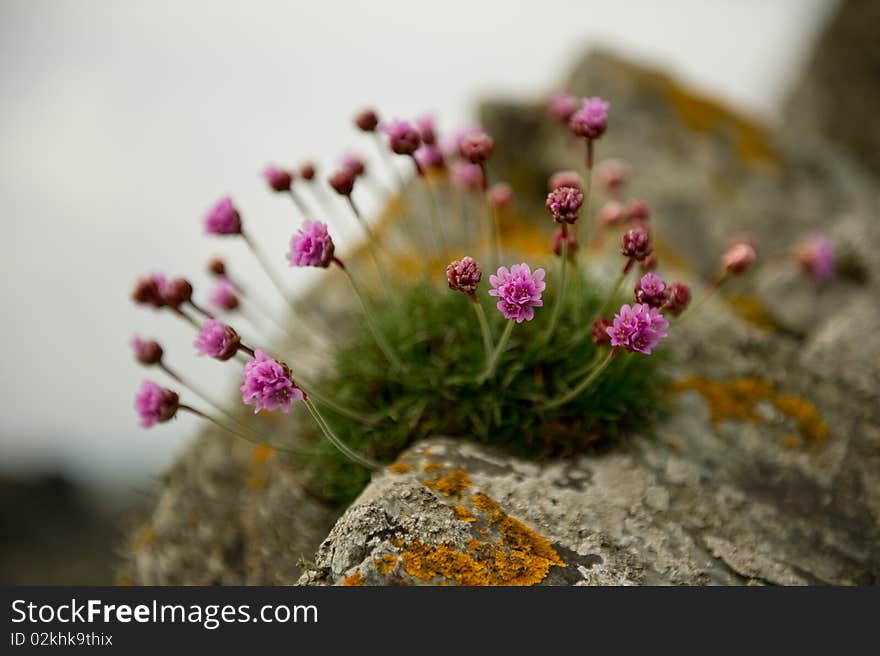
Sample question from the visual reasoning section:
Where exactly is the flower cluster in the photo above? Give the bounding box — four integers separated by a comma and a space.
241, 349, 304, 414
134, 381, 179, 428
288, 220, 335, 268
446, 257, 482, 295
488, 264, 546, 323
606, 304, 669, 355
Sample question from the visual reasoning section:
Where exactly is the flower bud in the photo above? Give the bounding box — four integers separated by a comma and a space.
591, 318, 612, 345
131, 276, 164, 308
569, 97, 610, 140
207, 257, 226, 277
488, 183, 513, 209
548, 93, 578, 124
663, 282, 691, 315
381, 120, 421, 155
546, 186, 584, 224
195, 319, 241, 361
552, 228, 578, 258
131, 336, 164, 365
598, 200, 626, 226
722, 242, 757, 274
446, 257, 482, 295
626, 199, 649, 221
299, 162, 316, 181
621, 227, 652, 261
634, 273, 667, 308
459, 131, 494, 164
162, 277, 193, 307
134, 381, 179, 428
548, 171, 583, 193
328, 168, 355, 196
354, 108, 379, 132
262, 165, 293, 192
596, 159, 629, 195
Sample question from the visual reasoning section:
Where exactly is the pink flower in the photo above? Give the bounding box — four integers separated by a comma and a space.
596, 159, 629, 195
328, 168, 355, 196
380, 120, 422, 155
598, 201, 626, 226
131, 275, 165, 308
209, 279, 239, 311
414, 144, 444, 171
794, 234, 835, 281
240, 349, 304, 414
288, 220, 335, 268
451, 161, 484, 191
459, 130, 494, 164
548, 93, 578, 124
488, 182, 514, 208
553, 228, 578, 257
723, 241, 757, 274
634, 273, 667, 308
299, 162, 317, 180
548, 170, 584, 193
194, 319, 241, 360
340, 151, 366, 177
663, 282, 691, 316
134, 380, 179, 428
546, 186, 584, 224
446, 257, 482, 295
606, 303, 668, 355
203, 196, 242, 235
622, 227, 652, 261
131, 336, 163, 365
626, 199, 649, 221
354, 108, 379, 132
263, 165, 293, 192
591, 318, 612, 345
569, 97, 610, 140
161, 277, 193, 308
415, 114, 437, 145
488, 263, 546, 323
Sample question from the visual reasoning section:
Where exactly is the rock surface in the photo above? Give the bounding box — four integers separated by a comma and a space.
123, 18, 880, 585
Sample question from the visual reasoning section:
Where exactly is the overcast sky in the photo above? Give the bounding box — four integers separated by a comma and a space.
0, 0, 837, 486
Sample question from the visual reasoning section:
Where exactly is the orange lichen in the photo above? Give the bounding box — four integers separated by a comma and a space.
388, 462, 412, 474
422, 461, 443, 474
425, 469, 471, 499
725, 295, 779, 332
247, 445, 274, 490
673, 377, 828, 447
343, 571, 365, 586
453, 504, 476, 523
134, 527, 155, 552
374, 554, 398, 575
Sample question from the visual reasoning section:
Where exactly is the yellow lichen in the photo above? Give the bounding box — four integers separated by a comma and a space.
725, 295, 779, 332
453, 504, 476, 523
247, 445, 274, 490
388, 462, 412, 474
134, 527, 155, 552
424, 469, 471, 499
343, 571, 365, 586
673, 377, 828, 447
374, 554, 398, 575
422, 461, 443, 474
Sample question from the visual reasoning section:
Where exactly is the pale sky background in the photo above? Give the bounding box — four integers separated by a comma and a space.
0, 0, 837, 486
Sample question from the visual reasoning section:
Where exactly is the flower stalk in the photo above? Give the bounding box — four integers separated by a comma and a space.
544, 347, 616, 409
302, 397, 380, 470
477, 319, 515, 384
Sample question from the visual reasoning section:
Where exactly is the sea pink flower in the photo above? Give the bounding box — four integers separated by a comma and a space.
459, 130, 494, 164
722, 241, 757, 274
606, 303, 668, 355
288, 220, 335, 268
634, 273, 667, 308
569, 97, 610, 140
596, 159, 629, 195
794, 234, 835, 281
354, 108, 379, 132
488, 263, 546, 323
299, 162, 317, 180
598, 201, 627, 226
161, 277, 193, 308
548, 93, 579, 124
131, 275, 165, 308
546, 186, 584, 224
553, 228, 578, 257
622, 227, 652, 261
548, 170, 584, 193
488, 183, 513, 208
451, 161, 484, 191
663, 282, 691, 315
263, 165, 293, 192
415, 114, 437, 145
203, 196, 242, 235
131, 336, 163, 365
209, 279, 239, 311
340, 152, 366, 177
591, 318, 612, 345
380, 120, 422, 155
207, 258, 226, 276
134, 380, 179, 428
626, 199, 649, 221
194, 319, 241, 360
446, 257, 482, 295
240, 349, 304, 414
414, 144, 444, 171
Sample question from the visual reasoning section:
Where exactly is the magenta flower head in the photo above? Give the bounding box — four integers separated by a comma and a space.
488, 263, 546, 323
240, 349, 304, 414
596, 159, 629, 195
299, 162, 317, 181
131, 275, 165, 308
569, 97, 610, 140
591, 318, 612, 345
161, 277, 193, 308
553, 227, 578, 258
194, 319, 241, 361
626, 199, 650, 221
548, 170, 584, 193
794, 233, 835, 281
446, 256, 482, 296
380, 120, 422, 155
598, 200, 626, 226
451, 161, 484, 191
622, 227, 652, 261
634, 273, 667, 308
663, 282, 691, 316
414, 144, 444, 172
548, 93, 579, 124
262, 165, 293, 192
207, 257, 226, 277
209, 278, 239, 311
459, 130, 494, 164
488, 182, 514, 209
415, 114, 437, 145
328, 168, 355, 196
134, 380, 179, 428
354, 108, 379, 132
606, 303, 668, 355
131, 336, 164, 365
546, 186, 584, 224
204, 196, 242, 235
288, 220, 335, 268
722, 241, 757, 274
340, 151, 366, 177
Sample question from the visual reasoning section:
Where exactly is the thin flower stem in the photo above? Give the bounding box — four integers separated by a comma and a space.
241, 230, 295, 313
179, 405, 310, 456
337, 261, 404, 371
544, 347, 616, 409
346, 196, 391, 288
491, 203, 503, 267
303, 397, 380, 470
188, 300, 214, 320
470, 295, 494, 369
172, 307, 201, 329
579, 144, 595, 250
373, 133, 406, 193
596, 260, 632, 320
296, 381, 378, 425
544, 228, 570, 342
477, 319, 515, 384
679, 271, 727, 322
287, 189, 311, 217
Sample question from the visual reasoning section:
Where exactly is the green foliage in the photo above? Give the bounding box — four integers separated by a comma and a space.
297, 264, 670, 506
